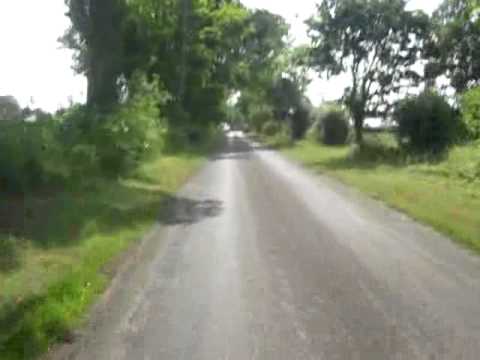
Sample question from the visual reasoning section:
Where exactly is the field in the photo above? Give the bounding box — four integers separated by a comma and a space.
283, 134, 480, 252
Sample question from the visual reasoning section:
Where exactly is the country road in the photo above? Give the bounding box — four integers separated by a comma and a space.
59, 134, 480, 360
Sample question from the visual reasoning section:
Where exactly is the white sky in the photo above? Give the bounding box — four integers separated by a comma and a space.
0, 1, 86, 112
0, 0, 442, 112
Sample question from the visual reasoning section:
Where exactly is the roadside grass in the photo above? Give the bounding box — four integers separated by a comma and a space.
249, 132, 293, 149
0, 147, 212, 359
282, 137, 480, 253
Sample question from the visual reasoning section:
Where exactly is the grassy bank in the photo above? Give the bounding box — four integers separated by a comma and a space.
0, 145, 213, 359
283, 138, 480, 252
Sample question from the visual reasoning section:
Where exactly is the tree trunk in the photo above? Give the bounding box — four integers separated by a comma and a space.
86, 0, 123, 110
87, 57, 119, 109
177, 0, 191, 105
353, 113, 364, 145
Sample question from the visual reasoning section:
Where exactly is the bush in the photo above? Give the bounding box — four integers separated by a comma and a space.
308, 105, 349, 145
99, 73, 168, 175
394, 91, 456, 153
291, 104, 311, 140
164, 123, 218, 153
445, 142, 480, 182
0, 120, 66, 193
0, 72, 170, 193
262, 120, 281, 136
250, 105, 274, 133
0, 236, 20, 271
348, 132, 402, 164
61, 73, 169, 177
265, 124, 293, 148
461, 86, 480, 140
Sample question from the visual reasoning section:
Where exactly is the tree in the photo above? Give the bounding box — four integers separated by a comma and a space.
461, 86, 480, 139
0, 96, 22, 121
124, 0, 250, 125
307, 0, 429, 144
426, 0, 480, 92
235, 10, 305, 132
63, 0, 126, 109
240, 10, 289, 88
64, 0, 252, 126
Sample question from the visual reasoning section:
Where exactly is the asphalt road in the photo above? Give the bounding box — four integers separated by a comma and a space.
62, 135, 480, 359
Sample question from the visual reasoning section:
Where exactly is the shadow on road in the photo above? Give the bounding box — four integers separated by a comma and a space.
160, 197, 223, 226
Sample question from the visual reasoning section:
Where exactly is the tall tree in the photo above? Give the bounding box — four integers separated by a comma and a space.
0, 96, 22, 121
124, 0, 250, 124
426, 0, 480, 92
307, 0, 429, 143
235, 10, 290, 123
63, 0, 126, 109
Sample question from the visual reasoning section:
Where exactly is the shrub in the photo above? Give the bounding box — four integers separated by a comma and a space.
250, 105, 274, 133
266, 124, 293, 148
61, 73, 169, 177
461, 86, 480, 140
291, 103, 311, 140
394, 91, 456, 153
0, 120, 66, 193
58, 106, 102, 180
308, 105, 349, 145
0, 73, 169, 192
0, 236, 20, 271
164, 123, 218, 153
348, 132, 402, 164
262, 120, 281, 136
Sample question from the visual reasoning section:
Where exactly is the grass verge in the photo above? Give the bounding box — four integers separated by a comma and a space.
0, 144, 214, 359
283, 139, 480, 253
249, 132, 293, 149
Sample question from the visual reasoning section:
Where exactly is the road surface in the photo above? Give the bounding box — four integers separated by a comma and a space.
61, 135, 480, 359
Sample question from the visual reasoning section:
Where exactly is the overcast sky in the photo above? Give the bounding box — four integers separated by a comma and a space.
0, 0, 442, 112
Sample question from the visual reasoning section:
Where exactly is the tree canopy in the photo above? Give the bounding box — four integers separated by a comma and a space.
0, 96, 22, 121
426, 0, 480, 92
307, 0, 430, 143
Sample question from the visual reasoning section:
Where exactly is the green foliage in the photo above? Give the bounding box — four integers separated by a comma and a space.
63, 0, 255, 125
0, 120, 66, 193
267, 128, 293, 148
96, 74, 168, 175
240, 10, 290, 88
394, 92, 456, 153
262, 120, 281, 136
61, 73, 169, 177
461, 86, 480, 139
164, 123, 219, 153
259, 123, 293, 148
63, 0, 126, 108
234, 10, 306, 136
348, 132, 402, 164
291, 102, 312, 140
0, 74, 169, 193
440, 141, 480, 182
307, 0, 430, 143
0, 96, 22, 121
427, 0, 480, 91
0, 236, 19, 272
308, 105, 349, 145
249, 105, 275, 132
